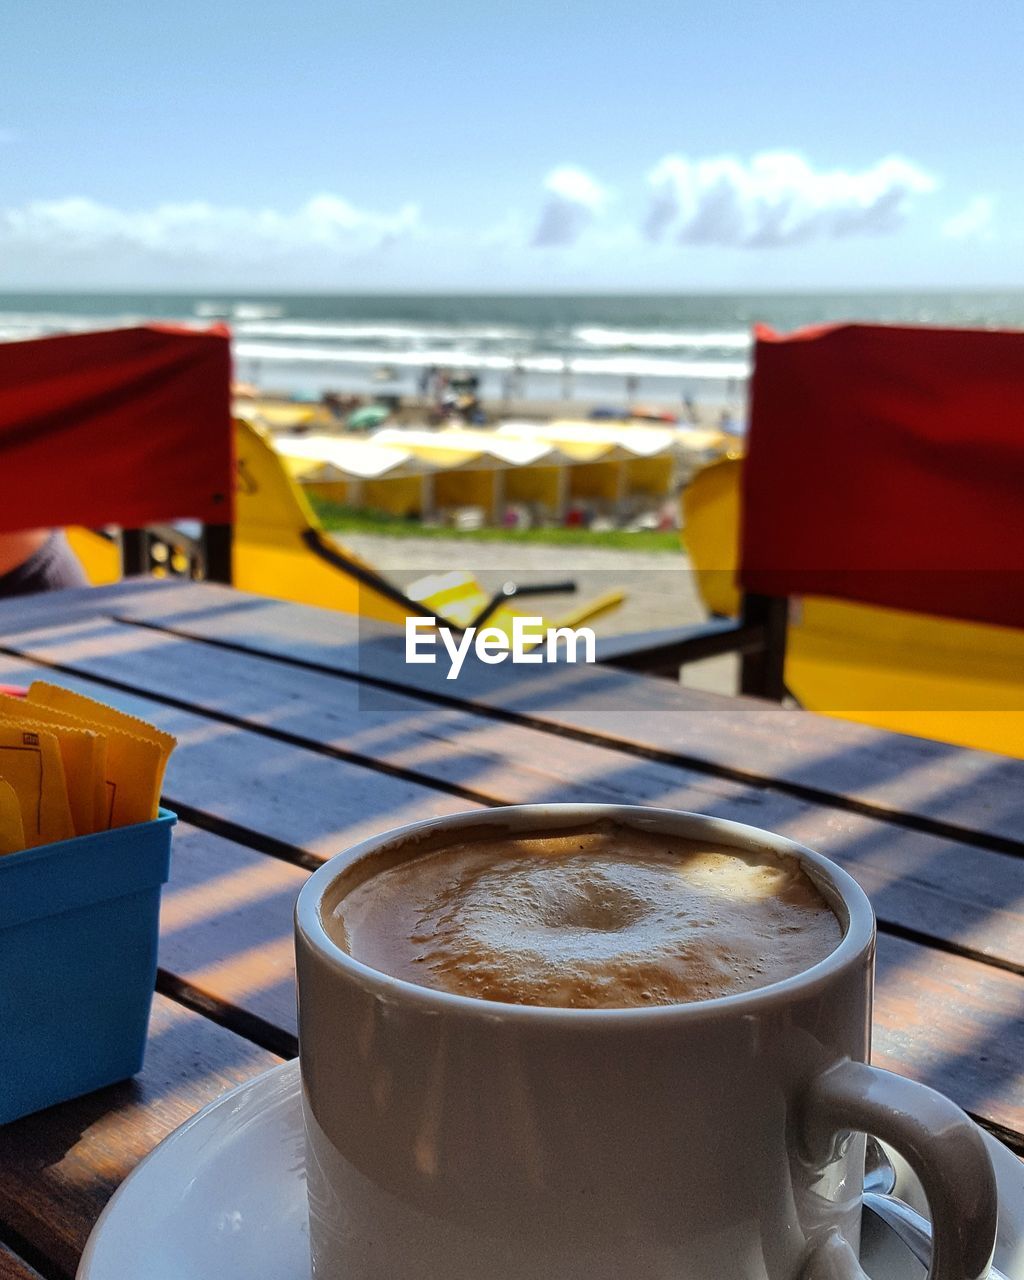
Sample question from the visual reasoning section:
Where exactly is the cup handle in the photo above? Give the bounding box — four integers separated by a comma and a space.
800, 1059, 998, 1280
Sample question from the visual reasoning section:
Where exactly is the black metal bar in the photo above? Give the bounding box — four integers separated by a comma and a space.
203, 523, 233, 584
470, 580, 577, 629
120, 528, 149, 577
739, 592, 788, 700
509, 580, 577, 597
300, 527, 448, 625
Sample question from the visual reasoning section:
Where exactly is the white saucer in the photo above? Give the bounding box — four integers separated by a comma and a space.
78, 1059, 1023, 1280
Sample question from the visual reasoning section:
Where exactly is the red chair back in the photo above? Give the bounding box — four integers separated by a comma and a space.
740, 322, 1024, 629
0, 325, 234, 534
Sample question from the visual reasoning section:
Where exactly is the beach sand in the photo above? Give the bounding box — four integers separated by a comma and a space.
239, 389, 730, 431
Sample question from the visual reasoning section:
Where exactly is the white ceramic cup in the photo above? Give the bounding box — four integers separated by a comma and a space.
294, 805, 997, 1280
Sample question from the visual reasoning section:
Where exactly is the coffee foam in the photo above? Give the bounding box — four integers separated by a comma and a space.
327, 827, 842, 1009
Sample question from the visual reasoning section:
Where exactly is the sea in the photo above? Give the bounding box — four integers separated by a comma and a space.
3, 290, 1024, 412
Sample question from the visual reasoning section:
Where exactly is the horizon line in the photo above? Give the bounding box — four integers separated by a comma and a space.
2, 284, 1024, 299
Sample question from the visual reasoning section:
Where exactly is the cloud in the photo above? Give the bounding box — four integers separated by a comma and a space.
531, 166, 608, 247
645, 151, 937, 248
0, 193, 421, 260
942, 195, 995, 241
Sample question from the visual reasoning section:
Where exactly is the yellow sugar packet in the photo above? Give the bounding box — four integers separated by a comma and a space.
0, 697, 107, 837
28, 709, 160, 830
28, 683, 176, 770
0, 725, 75, 847
93, 728, 163, 828
27, 683, 174, 829
0, 777, 26, 855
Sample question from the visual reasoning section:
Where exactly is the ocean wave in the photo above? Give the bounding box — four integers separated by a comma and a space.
234, 319, 531, 343
572, 326, 752, 350
569, 354, 749, 379
234, 339, 749, 381
0, 312, 750, 383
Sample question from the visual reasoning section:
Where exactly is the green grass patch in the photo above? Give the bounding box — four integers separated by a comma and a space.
310, 498, 682, 553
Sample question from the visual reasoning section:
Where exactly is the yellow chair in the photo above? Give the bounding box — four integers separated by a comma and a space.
681, 454, 743, 618
66, 527, 122, 586
71, 418, 625, 642
682, 455, 1024, 758
231, 418, 411, 624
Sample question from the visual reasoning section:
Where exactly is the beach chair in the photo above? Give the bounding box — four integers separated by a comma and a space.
599, 323, 1024, 759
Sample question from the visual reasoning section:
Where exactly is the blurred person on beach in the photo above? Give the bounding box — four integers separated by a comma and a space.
419, 365, 436, 398
0, 530, 87, 599
433, 367, 453, 419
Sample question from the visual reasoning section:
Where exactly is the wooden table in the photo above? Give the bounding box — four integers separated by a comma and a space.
0, 580, 1021, 1279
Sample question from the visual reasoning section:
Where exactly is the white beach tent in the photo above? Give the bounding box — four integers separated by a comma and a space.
272, 433, 431, 516
271, 418, 727, 520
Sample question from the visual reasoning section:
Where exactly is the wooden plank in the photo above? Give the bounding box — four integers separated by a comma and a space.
872, 935, 1024, 1140
2, 619, 1022, 969
0, 581, 173, 637
42, 579, 1022, 849
0, 996, 279, 1280
159, 821, 307, 1038
158, 821, 1024, 1140
0, 1244, 44, 1280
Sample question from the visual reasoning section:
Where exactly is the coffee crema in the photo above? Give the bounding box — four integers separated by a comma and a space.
327, 826, 842, 1009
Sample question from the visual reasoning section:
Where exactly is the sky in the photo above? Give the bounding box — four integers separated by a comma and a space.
2, 0, 1021, 292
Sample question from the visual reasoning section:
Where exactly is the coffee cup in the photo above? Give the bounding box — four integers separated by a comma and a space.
294, 805, 997, 1280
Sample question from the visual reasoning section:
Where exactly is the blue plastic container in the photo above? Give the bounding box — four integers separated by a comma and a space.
0, 809, 175, 1124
